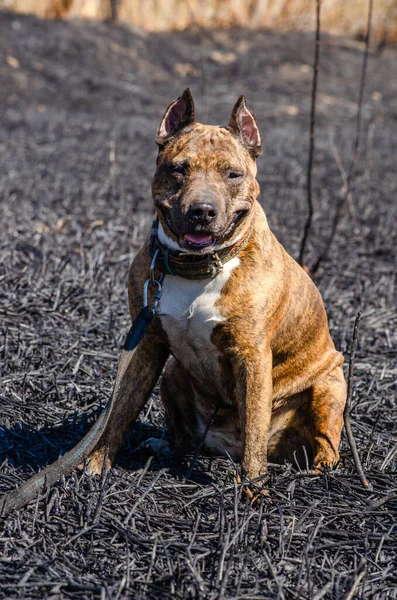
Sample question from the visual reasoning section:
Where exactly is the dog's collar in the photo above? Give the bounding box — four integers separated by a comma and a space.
149, 219, 254, 280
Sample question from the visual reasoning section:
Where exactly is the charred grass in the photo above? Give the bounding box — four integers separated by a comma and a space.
0, 12, 396, 599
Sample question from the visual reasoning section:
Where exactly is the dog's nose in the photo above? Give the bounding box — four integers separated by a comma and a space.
190, 201, 217, 222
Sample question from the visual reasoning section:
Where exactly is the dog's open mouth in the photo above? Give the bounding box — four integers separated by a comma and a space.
177, 209, 250, 252
169, 208, 250, 253
180, 233, 215, 250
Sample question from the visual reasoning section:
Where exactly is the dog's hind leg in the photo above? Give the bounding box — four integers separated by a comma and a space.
268, 366, 346, 471
309, 365, 346, 470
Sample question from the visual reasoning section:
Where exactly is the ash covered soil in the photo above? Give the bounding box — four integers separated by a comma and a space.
0, 11, 396, 599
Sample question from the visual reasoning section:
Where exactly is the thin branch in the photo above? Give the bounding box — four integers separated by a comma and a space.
186, 0, 210, 122
342, 558, 367, 600
312, 0, 373, 273
343, 312, 371, 489
328, 128, 355, 219
109, 0, 119, 23
298, 0, 321, 268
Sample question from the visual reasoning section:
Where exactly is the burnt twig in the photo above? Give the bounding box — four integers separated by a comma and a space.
342, 557, 367, 600
186, 0, 210, 122
298, 0, 321, 268
344, 312, 371, 489
312, 0, 373, 273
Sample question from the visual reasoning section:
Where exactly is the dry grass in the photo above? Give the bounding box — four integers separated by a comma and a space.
1, 0, 397, 43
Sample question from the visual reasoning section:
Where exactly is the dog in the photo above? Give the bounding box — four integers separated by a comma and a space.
88, 89, 346, 490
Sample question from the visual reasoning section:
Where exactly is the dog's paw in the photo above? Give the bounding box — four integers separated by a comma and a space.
243, 485, 270, 506
312, 456, 340, 474
138, 438, 171, 458
233, 470, 270, 506
79, 449, 112, 477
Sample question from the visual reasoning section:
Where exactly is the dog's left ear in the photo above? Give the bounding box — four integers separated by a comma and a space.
228, 95, 262, 158
157, 88, 196, 146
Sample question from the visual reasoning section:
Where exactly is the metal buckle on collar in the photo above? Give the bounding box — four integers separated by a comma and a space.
209, 252, 223, 277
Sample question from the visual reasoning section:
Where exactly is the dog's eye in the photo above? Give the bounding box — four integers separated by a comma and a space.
170, 165, 185, 175
228, 172, 242, 179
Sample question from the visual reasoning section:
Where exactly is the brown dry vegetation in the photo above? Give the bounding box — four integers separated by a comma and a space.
2, 0, 397, 43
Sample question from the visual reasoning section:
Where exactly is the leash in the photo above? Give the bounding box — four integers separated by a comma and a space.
0, 251, 165, 517
0, 220, 254, 516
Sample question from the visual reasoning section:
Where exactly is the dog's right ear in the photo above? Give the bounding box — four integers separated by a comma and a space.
156, 88, 196, 146
228, 95, 262, 158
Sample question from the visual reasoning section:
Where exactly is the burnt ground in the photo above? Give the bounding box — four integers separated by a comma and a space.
0, 10, 396, 599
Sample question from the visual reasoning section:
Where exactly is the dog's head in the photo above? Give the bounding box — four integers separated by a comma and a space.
152, 89, 261, 253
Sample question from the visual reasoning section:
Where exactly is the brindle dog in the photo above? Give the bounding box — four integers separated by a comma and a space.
88, 89, 346, 488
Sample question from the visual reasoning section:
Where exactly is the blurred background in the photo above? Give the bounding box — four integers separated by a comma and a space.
1, 0, 397, 44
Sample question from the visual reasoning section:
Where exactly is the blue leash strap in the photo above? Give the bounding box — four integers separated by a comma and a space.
123, 307, 154, 351
123, 258, 165, 352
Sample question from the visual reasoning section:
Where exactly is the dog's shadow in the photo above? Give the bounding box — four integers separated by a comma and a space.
0, 414, 213, 488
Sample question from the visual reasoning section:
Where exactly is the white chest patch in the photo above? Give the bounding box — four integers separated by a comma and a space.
157, 257, 240, 384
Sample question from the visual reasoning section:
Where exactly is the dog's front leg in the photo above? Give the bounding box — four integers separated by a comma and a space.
88, 334, 169, 475
236, 349, 273, 485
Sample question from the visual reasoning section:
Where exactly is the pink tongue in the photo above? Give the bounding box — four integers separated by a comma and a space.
185, 234, 212, 245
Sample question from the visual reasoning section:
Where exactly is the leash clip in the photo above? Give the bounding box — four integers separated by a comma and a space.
143, 279, 162, 313
143, 248, 164, 313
